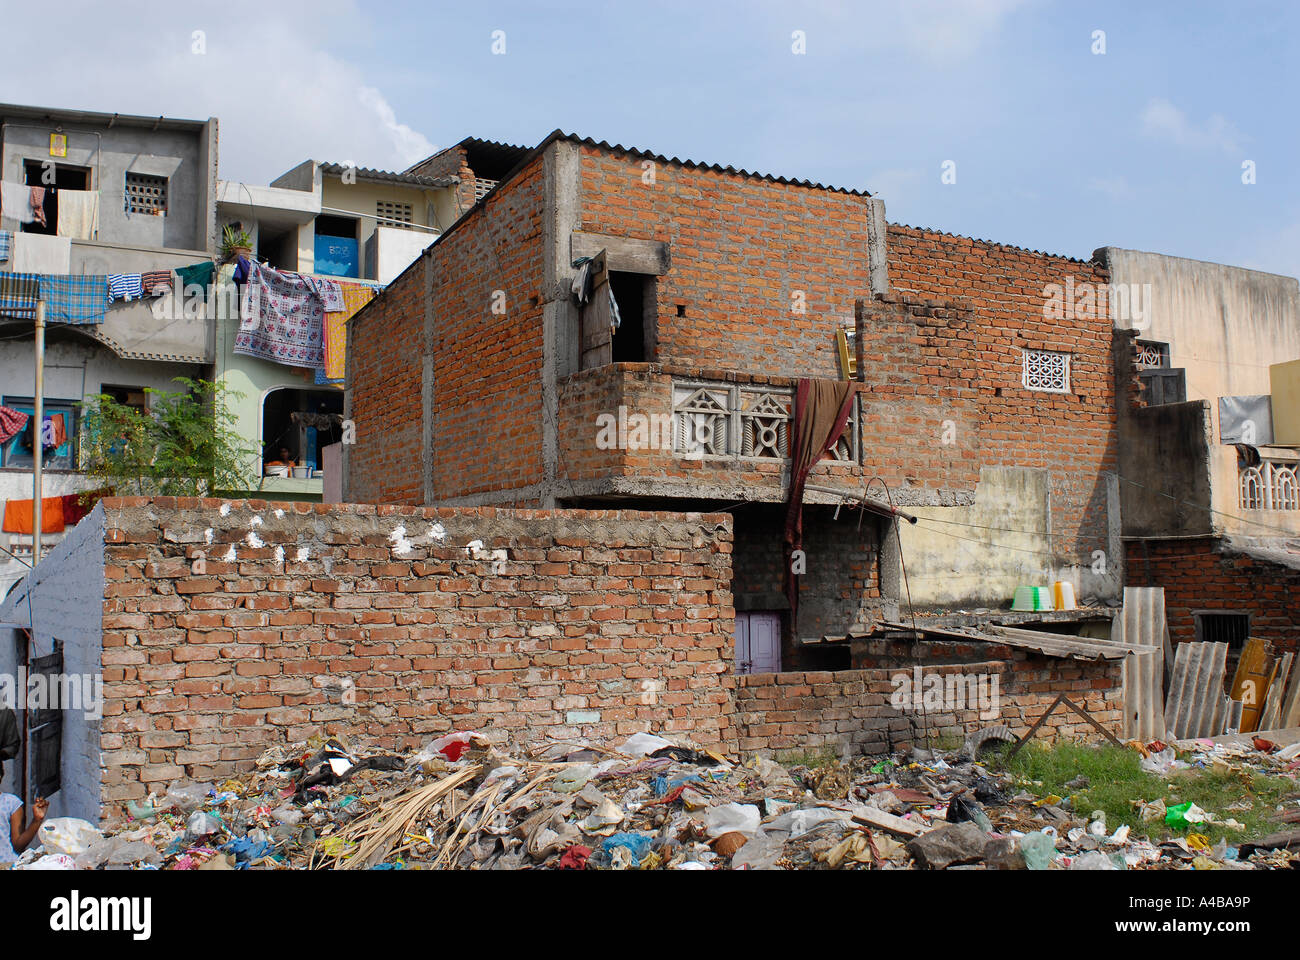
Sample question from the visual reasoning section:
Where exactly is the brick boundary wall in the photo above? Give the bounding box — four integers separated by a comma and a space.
97, 497, 736, 813
734, 652, 1123, 756
1126, 537, 1300, 654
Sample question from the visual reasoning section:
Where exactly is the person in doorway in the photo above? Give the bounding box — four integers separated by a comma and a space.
264, 446, 295, 467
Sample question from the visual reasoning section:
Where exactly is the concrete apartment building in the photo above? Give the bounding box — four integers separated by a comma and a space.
345, 131, 1126, 672
0, 103, 219, 583
1102, 248, 1300, 655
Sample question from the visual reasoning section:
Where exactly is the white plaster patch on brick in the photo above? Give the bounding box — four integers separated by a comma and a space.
219, 503, 231, 516
465, 539, 484, 555
204, 528, 213, 545
222, 544, 237, 562
274, 509, 285, 519
274, 546, 285, 563
296, 547, 310, 562
428, 522, 447, 542
639, 679, 663, 705
389, 525, 413, 555
250, 515, 263, 526
246, 531, 264, 549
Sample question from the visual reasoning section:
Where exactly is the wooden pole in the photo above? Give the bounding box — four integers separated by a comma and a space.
33, 300, 45, 564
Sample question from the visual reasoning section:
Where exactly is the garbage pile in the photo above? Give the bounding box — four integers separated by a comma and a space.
7, 729, 1299, 870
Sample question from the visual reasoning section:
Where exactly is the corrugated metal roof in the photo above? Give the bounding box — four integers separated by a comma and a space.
1165, 641, 1231, 739
548, 130, 871, 197
317, 162, 456, 189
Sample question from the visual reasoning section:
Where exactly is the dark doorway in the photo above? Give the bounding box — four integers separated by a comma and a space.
21, 161, 91, 235
610, 271, 653, 363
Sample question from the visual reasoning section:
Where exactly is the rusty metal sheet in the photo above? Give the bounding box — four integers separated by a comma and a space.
1231, 638, 1274, 733
1165, 641, 1231, 739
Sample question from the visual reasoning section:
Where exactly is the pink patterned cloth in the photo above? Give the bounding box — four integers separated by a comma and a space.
235, 261, 326, 368
0, 405, 29, 444
29, 186, 46, 227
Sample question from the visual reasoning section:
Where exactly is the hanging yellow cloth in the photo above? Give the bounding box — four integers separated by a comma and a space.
324, 284, 378, 381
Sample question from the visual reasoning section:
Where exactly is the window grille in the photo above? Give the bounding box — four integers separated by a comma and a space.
1022, 349, 1071, 393
124, 172, 168, 214
376, 200, 413, 228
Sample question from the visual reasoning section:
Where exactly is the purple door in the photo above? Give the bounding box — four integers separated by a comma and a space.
735, 612, 781, 674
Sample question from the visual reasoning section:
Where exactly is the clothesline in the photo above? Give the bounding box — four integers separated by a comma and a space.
0, 247, 383, 379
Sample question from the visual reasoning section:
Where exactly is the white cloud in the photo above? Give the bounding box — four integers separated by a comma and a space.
1087, 176, 1133, 200
0, 1, 437, 184
895, 0, 1034, 61
1141, 98, 1245, 155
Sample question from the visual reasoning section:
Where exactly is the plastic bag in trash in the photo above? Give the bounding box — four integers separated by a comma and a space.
602, 832, 654, 861
1020, 831, 1057, 870
38, 817, 102, 857
164, 782, 215, 813
704, 802, 761, 838
619, 733, 677, 757
1140, 747, 1178, 775
1070, 850, 1121, 870
22, 853, 77, 870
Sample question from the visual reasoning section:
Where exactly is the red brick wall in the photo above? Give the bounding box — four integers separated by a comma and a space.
579, 145, 870, 378
735, 652, 1123, 755
348, 155, 548, 504
428, 156, 546, 500
97, 497, 736, 815
888, 225, 1118, 561
1125, 538, 1300, 654
347, 260, 425, 506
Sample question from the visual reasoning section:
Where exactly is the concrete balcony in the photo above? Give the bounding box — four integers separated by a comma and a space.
557, 362, 867, 504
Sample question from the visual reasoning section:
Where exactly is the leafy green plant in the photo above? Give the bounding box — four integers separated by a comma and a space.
221, 224, 253, 259
79, 378, 254, 496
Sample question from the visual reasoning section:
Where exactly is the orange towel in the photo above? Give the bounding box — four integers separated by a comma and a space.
2, 496, 65, 534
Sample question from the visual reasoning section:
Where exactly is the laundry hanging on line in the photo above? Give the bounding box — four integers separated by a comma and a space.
234, 260, 326, 369
0, 406, 29, 444
0, 181, 35, 224
1, 496, 64, 535
108, 273, 144, 302
38, 274, 108, 324
56, 189, 100, 240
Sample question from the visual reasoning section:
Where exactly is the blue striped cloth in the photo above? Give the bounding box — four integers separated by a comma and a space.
107, 273, 144, 302
40, 274, 109, 324
0, 272, 39, 318
0, 230, 11, 263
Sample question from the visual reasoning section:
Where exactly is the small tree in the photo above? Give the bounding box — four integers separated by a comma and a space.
80, 378, 254, 496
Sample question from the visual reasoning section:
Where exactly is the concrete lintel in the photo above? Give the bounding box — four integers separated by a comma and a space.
570, 231, 671, 275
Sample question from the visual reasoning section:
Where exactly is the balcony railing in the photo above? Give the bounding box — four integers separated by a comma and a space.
671, 379, 860, 463
1240, 460, 1300, 511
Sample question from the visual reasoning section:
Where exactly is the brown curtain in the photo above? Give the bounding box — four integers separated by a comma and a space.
783, 378, 856, 626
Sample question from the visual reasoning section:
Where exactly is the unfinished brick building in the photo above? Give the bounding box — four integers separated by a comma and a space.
346, 132, 1125, 673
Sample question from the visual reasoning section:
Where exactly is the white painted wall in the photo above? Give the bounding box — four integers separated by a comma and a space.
1105, 249, 1300, 536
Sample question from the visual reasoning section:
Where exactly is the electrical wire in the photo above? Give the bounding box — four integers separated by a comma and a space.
860, 475, 931, 757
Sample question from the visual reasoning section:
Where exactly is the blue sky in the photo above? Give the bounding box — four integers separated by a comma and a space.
3, 0, 1296, 275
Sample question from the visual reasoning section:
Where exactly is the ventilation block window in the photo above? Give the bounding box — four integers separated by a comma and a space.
1136, 340, 1170, 369
124, 172, 168, 215
1195, 612, 1250, 649
1022, 349, 1071, 393
376, 200, 413, 228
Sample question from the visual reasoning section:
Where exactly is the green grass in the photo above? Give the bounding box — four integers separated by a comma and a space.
989, 741, 1293, 844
